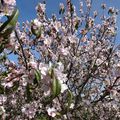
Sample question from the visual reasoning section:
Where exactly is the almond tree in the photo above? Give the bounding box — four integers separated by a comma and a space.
0, 0, 120, 119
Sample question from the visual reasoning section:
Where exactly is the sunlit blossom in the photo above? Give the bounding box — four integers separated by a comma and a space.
4, 0, 16, 6
47, 107, 57, 117
39, 63, 48, 76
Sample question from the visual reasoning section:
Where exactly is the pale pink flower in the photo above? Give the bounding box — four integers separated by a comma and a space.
69, 103, 75, 109
36, 3, 46, 13
81, 36, 87, 42
59, 3, 64, 10
54, 63, 68, 93
107, 27, 116, 35
39, 63, 48, 76
44, 37, 52, 46
1, 81, 13, 88
60, 47, 69, 56
57, 62, 64, 72
93, 10, 98, 17
60, 83, 68, 93
21, 75, 28, 87
28, 61, 37, 69
79, 2, 83, 13
47, 107, 57, 117
55, 70, 67, 83
33, 18, 42, 27
4, 0, 16, 6
54, 21, 61, 32
0, 96, 7, 105
111, 90, 118, 98
43, 89, 51, 96
0, 106, 5, 115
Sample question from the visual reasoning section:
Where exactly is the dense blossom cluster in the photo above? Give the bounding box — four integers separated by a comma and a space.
0, 0, 120, 119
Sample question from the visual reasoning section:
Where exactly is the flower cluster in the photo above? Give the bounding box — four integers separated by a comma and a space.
0, 0, 120, 119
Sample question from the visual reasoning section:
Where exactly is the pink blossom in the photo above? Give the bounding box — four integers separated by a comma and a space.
28, 61, 37, 69
47, 107, 57, 117
39, 63, 48, 76
60, 47, 69, 56
4, 0, 16, 6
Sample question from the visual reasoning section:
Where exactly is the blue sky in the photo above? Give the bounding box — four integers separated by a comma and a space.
16, 0, 120, 42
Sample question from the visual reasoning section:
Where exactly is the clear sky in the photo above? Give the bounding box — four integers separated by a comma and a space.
16, 0, 120, 42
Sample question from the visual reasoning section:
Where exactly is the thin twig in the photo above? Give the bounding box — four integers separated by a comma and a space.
15, 30, 28, 70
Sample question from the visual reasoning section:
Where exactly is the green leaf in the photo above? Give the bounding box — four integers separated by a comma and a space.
48, 68, 54, 79
36, 113, 49, 120
67, 90, 73, 109
0, 8, 19, 32
34, 69, 41, 84
0, 44, 4, 53
0, 27, 14, 38
0, 54, 7, 63
12, 81, 19, 92
75, 21, 79, 30
0, 8, 19, 37
1, 71, 8, 77
51, 78, 61, 98
31, 25, 41, 38
0, 85, 4, 94
26, 84, 32, 102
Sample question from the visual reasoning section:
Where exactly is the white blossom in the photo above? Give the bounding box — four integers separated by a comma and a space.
47, 107, 57, 117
